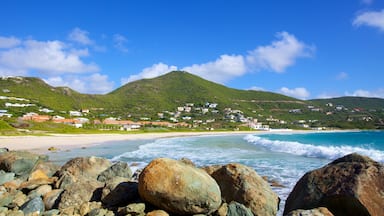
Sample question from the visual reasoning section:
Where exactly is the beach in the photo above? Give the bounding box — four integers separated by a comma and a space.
0, 131, 262, 153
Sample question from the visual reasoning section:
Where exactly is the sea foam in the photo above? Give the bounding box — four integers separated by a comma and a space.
244, 134, 384, 163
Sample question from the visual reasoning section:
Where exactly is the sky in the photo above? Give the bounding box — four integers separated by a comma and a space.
0, 0, 383, 100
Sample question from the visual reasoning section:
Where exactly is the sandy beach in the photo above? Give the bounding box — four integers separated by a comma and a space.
0, 131, 262, 153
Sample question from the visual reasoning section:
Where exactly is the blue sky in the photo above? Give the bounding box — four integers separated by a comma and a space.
0, 0, 383, 99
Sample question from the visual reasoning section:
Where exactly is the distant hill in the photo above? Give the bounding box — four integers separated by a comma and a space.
310, 96, 384, 111
1, 71, 383, 129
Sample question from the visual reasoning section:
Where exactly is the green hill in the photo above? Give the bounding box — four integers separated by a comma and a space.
107, 71, 305, 118
1, 71, 383, 130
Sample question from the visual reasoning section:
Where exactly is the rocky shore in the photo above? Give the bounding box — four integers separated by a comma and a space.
0, 148, 383, 216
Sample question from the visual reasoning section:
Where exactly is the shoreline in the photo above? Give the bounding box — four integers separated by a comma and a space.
0, 129, 358, 154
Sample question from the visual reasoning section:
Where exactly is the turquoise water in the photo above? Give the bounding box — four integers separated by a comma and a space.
47, 130, 384, 214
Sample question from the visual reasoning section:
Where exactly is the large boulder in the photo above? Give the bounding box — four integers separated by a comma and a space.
0, 151, 47, 178
101, 177, 139, 207
204, 163, 279, 216
284, 153, 384, 216
55, 156, 111, 188
138, 158, 221, 215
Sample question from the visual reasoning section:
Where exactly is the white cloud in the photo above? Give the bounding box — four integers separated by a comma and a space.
121, 62, 178, 84
280, 87, 310, 99
248, 86, 265, 91
336, 72, 349, 80
113, 34, 129, 53
246, 32, 314, 73
0, 38, 99, 75
182, 55, 246, 83
45, 73, 114, 94
346, 88, 384, 98
0, 36, 21, 48
68, 27, 93, 45
353, 9, 384, 31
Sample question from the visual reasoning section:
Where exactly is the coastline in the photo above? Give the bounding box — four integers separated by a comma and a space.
0, 129, 355, 154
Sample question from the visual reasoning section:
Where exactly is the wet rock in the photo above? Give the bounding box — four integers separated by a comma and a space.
138, 158, 221, 215
97, 161, 132, 182
286, 207, 334, 216
284, 153, 384, 216
20, 196, 45, 216
205, 163, 279, 216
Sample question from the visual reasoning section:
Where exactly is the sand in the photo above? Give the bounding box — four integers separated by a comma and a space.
0, 131, 261, 153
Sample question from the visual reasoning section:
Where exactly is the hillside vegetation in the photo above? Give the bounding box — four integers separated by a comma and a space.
1, 71, 383, 131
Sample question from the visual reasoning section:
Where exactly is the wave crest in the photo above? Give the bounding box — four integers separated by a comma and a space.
244, 134, 384, 162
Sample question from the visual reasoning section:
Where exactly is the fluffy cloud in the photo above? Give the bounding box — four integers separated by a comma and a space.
346, 88, 384, 98
246, 32, 314, 72
68, 27, 93, 45
121, 62, 178, 84
280, 87, 310, 99
0, 37, 99, 75
353, 9, 384, 31
45, 73, 114, 94
182, 55, 246, 83
0, 36, 21, 48
113, 34, 129, 53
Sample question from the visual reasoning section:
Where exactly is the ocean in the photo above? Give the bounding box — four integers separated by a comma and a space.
47, 130, 384, 214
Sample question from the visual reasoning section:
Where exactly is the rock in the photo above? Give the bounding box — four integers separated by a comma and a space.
55, 156, 111, 189
286, 207, 334, 216
28, 184, 52, 199
18, 177, 56, 190
138, 158, 221, 215
284, 153, 384, 216
42, 209, 60, 216
97, 161, 132, 182
101, 178, 139, 207
227, 201, 253, 216
0, 151, 47, 178
119, 203, 146, 216
0, 170, 15, 185
33, 162, 60, 178
204, 163, 279, 216
217, 203, 228, 216
88, 208, 114, 216
28, 169, 49, 181
43, 189, 63, 210
20, 196, 45, 216
58, 180, 103, 210
146, 210, 169, 216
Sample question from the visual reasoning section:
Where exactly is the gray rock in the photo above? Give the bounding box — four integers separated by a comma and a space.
0, 170, 15, 185
20, 196, 45, 216
0, 151, 47, 178
97, 161, 132, 182
227, 201, 254, 216
58, 179, 103, 210
118, 203, 146, 216
55, 156, 111, 189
